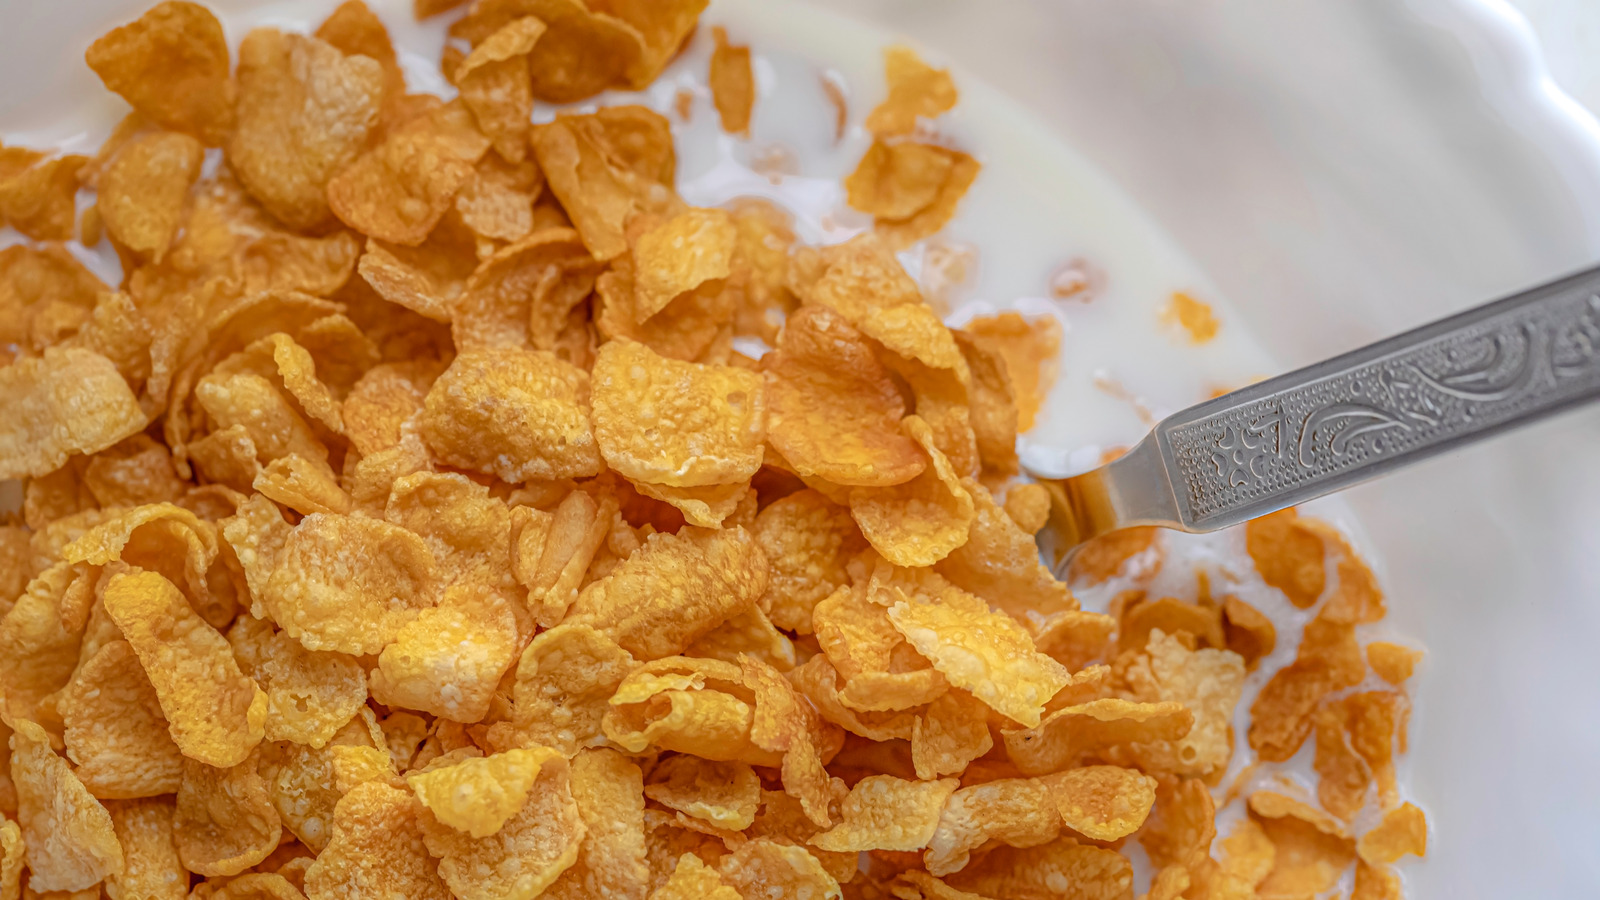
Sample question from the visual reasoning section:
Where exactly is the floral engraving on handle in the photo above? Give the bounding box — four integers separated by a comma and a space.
1167, 290, 1600, 525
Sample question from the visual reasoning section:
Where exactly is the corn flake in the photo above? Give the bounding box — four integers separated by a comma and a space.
1110, 629, 1244, 777
173, 754, 280, 877
1366, 642, 1423, 687
86, 1, 234, 145
99, 130, 204, 260
923, 778, 1058, 876
709, 27, 754, 135
1244, 508, 1326, 609
456, 17, 546, 163
59, 640, 184, 799
645, 755, 761, 831
226, 617, 367, 748
886, 588, 1068, 728
564, 526, 766, 661
716, 838, 840, 900
230, 29, 385, 229
303, 781, 451, 900
262, 512, 439, 657
0, 348, 146, 480
943, 838, 1130, 900
1048, 765, 1156, 842
1160, 292, 1219, 345
865, 46, 958, 138
1003, 698, 1193, 777
542, 748, 649, 900
530, 106, 676, 260
592, 339, 765, 487
651, 852, 740, 900
850, 417, 973, 567
370, 583, 519, 722
102, 570, 266, 768
327, 101, 491, 245
104, 797, 186, 900
406, 746, 561, 839
421, 347, 603, 482
420, 752, 585, 900
11, 718, 124, 892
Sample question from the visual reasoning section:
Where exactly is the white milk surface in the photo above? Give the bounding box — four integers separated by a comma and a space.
0, 0, 1425, 893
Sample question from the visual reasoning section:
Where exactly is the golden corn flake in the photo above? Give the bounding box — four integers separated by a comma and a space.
871, 149, 978, 250
1003, 698, 1193, 777
541, 748, 648, 900
943, 838, 1130, 900
865, 45, 958, 137
936, 479, 1074, 622
709, 27, 754, 135
261, 512, 439, 657
0, 150, 86, 241
513, 491, 613, 626
1139, 777, 1216, 873
226, 617, 368, 748
846, 140, 957, 221
1363, 644, 1421, 690
59, 640, 185, 799
174, 755, 281, 877
810, 775, 955, 854
421, 347, 604, 482
487, 624, 634, 756
1222, 595, 1277, 671
456, 17, 546, 163
962, 313, 1061, 432
455, 227, 600, 353
592, 339, 765, 487
303, 781, 452, 900
1354, 860, 1405, 900
1244, 507, 1326, 609
716, 838, 840, 900
105, 797, 186, 900
909, 688, 992, 781
765, 305, 924, 487
1160, 291, 1219, 345
652, 852, 740, 900
328, 100, 492, 245
85, 1, 235, 145
1111, 629, 1245, 777
1357, 802, 1426, 865
752, 489, 864, 634
564, 526, 766, 661
0, 564, 96, 726
1048, 765, 1157, 842
603, 660, 780, 768
406, 746, 562, 839
102, 570, 267, 768
420, 753, 585, 900
886, 588, 1069, 728
1312, 700, 1371, 824
1249, 790, 1356, 899
531, 106, 676, 260
923, 778, 1058, 876
254, 454, 352, 516
954, 331, 1019, 475
370, 583, 519, 722
1248, 612, 1368, 764
455, 154, 543, 242
98, 130, 204, 260
633, 208, 736, 322
11, 718, 124, 892
230, 28, 385, 230
645, 755, 761, 831
0, 347, 146, 480
850, 416, 974, 567
0, 243, 106, 352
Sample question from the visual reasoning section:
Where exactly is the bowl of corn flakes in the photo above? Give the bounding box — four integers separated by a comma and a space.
14, 0, 1593, 897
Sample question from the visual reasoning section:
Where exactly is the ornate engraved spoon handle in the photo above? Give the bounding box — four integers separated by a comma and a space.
1039, 264, 1600, 554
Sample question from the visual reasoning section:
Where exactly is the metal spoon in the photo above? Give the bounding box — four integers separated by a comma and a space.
1033, 264, 1600, 573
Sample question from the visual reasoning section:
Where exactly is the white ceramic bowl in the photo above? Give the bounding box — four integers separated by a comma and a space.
3, 1, 1598, 896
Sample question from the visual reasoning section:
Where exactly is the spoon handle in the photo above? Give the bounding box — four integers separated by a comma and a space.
1041, 264, 1600, 555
